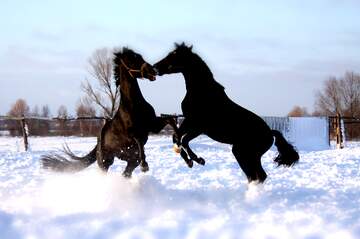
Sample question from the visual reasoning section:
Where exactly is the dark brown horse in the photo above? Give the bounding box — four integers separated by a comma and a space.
42, 48, 178, 177
154, 43, 299, 183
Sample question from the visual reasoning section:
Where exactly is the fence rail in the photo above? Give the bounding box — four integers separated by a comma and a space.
1, 114, 359, 151
0, 115, 182, 151
0, 116, 107, 121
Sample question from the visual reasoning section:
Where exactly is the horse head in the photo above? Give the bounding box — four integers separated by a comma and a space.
114, 48, 156, 82
153, 42, 193, 76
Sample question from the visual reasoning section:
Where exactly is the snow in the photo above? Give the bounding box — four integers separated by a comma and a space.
0, 136, 360, 239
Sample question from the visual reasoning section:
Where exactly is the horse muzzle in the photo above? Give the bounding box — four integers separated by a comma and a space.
148, 74, 156, 81
153, 65, 164, 76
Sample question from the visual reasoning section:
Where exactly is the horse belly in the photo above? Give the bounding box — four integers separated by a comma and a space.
204, 115, 272, 146
205, 126, 248, 144
203, 124, 239, 144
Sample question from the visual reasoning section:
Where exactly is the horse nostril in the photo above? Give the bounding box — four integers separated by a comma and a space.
153, 67, 159, 75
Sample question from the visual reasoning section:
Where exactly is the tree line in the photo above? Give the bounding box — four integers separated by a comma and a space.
2, 48, 116, 137
288, 71, 360, 117
288, 71, 360, 139
3, 98, 102, 136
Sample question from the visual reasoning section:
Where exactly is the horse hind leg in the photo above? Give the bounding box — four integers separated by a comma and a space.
140, 160, 149, 173
96, 149, 114, 172
232, 145, 267, 183
122, 158, 140, 178
133, 138, 149, 173
253, 156, 267, 183
121, 144, 143, 178
96, 120, 115, 172
96, 142, 114, 172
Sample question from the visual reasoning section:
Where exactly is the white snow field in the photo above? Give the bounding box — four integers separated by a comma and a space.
0, 136, 359, 239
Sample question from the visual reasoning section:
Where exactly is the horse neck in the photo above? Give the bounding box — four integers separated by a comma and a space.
117, 66, 145, 108
182, 55, 222, 92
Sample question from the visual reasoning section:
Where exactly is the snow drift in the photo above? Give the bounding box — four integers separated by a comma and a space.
0, 136, 359, 239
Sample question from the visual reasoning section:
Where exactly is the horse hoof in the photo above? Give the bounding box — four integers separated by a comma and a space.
186, 160, 193, 168
122, 171, 132, 178
196, 157, 205, 166
141, 164, 149, 173
173, 144, 181, 154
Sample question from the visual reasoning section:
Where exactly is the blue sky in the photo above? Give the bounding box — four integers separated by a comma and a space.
1, 0, 359, 116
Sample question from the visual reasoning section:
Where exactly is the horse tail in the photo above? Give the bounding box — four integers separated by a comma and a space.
41, 144, 97, 172
271, 130, 299, 167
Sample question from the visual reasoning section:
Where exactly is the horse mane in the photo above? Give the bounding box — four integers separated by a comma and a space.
175, 42, 224, 91
113, 47, 135, 86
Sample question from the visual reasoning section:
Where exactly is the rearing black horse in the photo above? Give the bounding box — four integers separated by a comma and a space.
42, 48, 178, 177
154, 43, 299, 183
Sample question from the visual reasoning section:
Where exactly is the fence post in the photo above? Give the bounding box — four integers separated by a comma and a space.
328, 116, 331, 146
335, 113, 344, 149
20, 116, 29, 151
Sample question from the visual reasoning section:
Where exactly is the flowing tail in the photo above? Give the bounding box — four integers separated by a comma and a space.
272, 130, 299, 167
41, 144, 97, 172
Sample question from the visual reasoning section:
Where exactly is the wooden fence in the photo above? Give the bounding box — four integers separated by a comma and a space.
0, 114, 359, 151
0, 114, 182, 151
329, 114, 360, 149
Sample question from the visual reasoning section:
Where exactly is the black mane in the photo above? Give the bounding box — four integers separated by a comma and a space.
113, 47, 135, 86
174, 42, 192, 52
175, 42, 224, 90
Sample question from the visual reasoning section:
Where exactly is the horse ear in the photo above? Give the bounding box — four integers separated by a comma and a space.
113, 51, 121, 58
174, 42, 180, 48
189, 45, 193, 51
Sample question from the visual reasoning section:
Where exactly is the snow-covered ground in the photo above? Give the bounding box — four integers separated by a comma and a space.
0, 136, 359, 239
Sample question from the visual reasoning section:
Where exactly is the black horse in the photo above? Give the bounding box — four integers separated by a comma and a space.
42, 48, 178, 177
154, 43, 299, 183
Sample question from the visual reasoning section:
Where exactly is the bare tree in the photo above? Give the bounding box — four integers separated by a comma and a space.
339, 72, 360, 117
81, 48, 119, 118
57, 105, 69, 135
314, 76, 343, 115
315, 72, 360, 117
7, 99, 30, 136
75, 99, 99, 136
314, 71, 360, 139
57, 105, 68, 119
8, 98, 30, 117
288, 106, 309, 117
36, 105, 51, 136
41, 105, 51, 118
76, 99, 96, 117
31, 105, 40, 117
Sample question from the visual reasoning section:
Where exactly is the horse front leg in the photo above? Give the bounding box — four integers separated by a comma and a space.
175, 119, 205, 167
180, 131, 205, 166
133, 138, 148, 172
